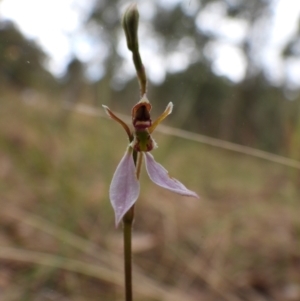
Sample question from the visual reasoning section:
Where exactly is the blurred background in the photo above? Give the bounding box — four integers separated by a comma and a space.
0, 0, 300, 300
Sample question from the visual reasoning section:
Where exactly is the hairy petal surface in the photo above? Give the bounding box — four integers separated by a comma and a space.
110, 148, 140, 226
144, 152, 199, 198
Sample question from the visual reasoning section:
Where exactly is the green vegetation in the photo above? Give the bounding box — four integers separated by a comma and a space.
1, 1, 300, 299
0, 89, 299, 300
0, 21, 57, 91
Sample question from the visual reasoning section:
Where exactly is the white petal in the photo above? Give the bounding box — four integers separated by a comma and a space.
110, 148, 140, 226
144, 152, 199, 198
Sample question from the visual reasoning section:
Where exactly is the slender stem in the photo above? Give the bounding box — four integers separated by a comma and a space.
123, 206, 134, 301
122, 4, 145, 298
132, 51, 147, 96
122, 149, 138, 301
136, 152, 143, 180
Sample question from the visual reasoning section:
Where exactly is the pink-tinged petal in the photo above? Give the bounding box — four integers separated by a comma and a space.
144, 152, 199, 198
110, 148, 140, 226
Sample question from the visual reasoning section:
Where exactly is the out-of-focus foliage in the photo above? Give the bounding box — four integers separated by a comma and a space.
1, 0, 300, 156
0, 21, 57, 90
1, 90, 300, 301
62, 57, 85, 105
82, 0, 300, 156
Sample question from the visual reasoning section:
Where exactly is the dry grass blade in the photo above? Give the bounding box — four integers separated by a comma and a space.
0, 246, 199, 301
0, 246, 123, 286
71, 103, 300, 169
1, 206, 199, 301
2, 205, 108, 263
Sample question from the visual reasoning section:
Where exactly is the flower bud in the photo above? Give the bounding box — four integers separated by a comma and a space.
122, 3, 139, 52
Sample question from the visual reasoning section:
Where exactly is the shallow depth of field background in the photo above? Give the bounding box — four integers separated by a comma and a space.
0, 0, 300, 300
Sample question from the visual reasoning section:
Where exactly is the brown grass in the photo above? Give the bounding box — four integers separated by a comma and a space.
0, 89, 299, 300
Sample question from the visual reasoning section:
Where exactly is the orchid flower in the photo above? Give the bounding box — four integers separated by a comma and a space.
103, 95, 199, 226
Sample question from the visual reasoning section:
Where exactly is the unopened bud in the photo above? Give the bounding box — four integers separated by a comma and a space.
122, 3, 139, 52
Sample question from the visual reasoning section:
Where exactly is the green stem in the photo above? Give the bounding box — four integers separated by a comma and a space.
122, 149, 137, 301
123, 206, 134, 301
132, 51, 147, 96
